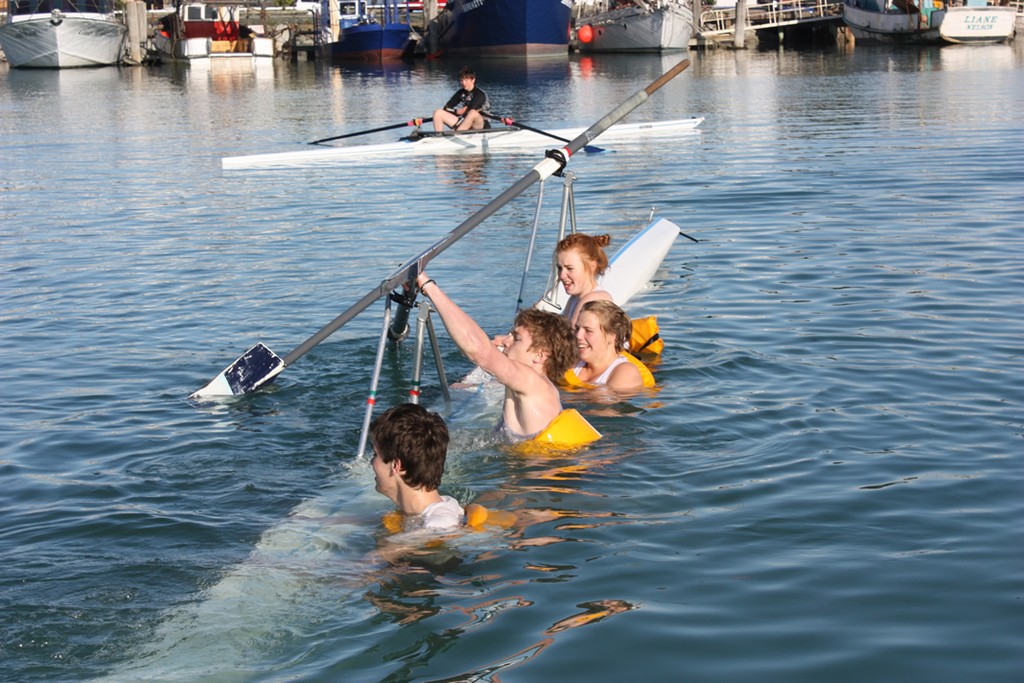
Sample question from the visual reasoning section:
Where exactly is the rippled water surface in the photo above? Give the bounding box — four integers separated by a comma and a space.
2, 44, 1023, 682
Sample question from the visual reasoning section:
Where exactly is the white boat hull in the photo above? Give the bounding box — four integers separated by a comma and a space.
842, 1, 944, 44
576, 1, 693, 52
939, 6, 1015, 44
223, 117, 705, 170
0, 14, 126, 68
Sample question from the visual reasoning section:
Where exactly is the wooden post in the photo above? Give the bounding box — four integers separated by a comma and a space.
734, 0, 747, 48
691, 0, 703, 46
124, 1, 147, 65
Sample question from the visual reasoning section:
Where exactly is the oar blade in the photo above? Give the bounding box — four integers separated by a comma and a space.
191, 343, 285, 399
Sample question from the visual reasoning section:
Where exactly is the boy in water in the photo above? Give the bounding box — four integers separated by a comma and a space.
370, 403, 463, 531
415, 272, 578, 442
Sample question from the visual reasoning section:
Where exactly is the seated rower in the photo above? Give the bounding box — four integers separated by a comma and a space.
416, 272, 578, 443
567, 300, 654, 392
433, 66, 490, 132
370, 403, 463, 532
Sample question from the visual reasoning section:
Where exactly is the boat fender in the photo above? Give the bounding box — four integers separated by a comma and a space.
577, 25, 594, 43
562, 354, 656, 389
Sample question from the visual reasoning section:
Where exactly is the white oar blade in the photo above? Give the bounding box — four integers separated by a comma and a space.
191, 343, 285, 399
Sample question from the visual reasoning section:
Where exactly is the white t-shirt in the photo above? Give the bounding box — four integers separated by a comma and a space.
419, 495, 465, 531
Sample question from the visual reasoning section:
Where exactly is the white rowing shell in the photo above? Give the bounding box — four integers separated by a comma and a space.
222, 117, 704, 170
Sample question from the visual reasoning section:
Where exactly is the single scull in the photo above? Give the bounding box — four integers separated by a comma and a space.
222, 117, 704, 170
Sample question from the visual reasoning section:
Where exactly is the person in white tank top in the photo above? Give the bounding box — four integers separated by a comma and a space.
571, 300, 644, 392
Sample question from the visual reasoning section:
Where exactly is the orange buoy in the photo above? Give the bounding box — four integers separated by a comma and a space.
577, 24, 594, 44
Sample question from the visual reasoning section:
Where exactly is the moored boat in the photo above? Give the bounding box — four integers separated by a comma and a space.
842, 0, 945, 44
573, 0, 694, 53
939, 1, 1016, 44
152, 2, 274, 63
319, 0, 412, 61
426, 0, 574, 58
222, 117, 704, 170
0, 0, 126, 68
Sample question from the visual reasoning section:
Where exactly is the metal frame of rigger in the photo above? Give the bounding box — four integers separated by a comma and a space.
355, 172, 581, 459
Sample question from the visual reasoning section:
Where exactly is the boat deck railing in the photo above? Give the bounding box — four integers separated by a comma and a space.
699, 0, 844, 38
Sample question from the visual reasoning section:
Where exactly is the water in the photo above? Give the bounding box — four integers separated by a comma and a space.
2, 44, 1022, 682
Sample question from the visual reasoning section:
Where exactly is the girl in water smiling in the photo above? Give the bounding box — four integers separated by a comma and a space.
555, 233, 614, 327
568, 300, 653, 392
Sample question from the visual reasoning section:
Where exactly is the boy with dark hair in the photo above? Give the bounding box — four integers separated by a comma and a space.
432, 66, 490, 132
370, 403, 463, 531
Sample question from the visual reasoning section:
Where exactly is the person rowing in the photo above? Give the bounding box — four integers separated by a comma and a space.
567, 300, 651, 392
555, 232, 614, 327
433, 66, 490, 133
415, 272, 578, 442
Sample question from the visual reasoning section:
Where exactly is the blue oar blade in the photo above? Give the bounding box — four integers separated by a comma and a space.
191, 343, 285, 398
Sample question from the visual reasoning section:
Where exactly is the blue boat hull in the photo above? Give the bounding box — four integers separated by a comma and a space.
448, 0, 572, 57
324, 22, 410, 61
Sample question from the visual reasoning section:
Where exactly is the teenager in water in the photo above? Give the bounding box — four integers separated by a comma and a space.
555, 233, 614, 327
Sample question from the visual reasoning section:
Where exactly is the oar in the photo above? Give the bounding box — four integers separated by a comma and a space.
191, 57, 692, 399
485, 112, 606, 154
307, 116, 430, 145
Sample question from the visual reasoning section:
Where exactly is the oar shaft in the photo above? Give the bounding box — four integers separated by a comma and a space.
308, 116, 428, 145
199, 56, 694, 395
282, 166, 554, 367
561, 59, 690, 159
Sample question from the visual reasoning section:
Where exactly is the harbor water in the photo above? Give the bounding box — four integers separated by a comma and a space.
2, 44, 1023, 682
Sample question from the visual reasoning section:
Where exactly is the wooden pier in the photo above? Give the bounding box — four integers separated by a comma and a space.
694, 0, 847, 49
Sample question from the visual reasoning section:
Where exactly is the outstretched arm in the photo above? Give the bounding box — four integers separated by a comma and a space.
416, 273, 533, 394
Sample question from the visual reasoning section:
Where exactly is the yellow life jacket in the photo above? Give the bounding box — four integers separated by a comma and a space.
630, 315, 663, 355
464, 503, 516, 529
533, 407, 602, 446
562, 353, 655, 390
510, 408, 602, 456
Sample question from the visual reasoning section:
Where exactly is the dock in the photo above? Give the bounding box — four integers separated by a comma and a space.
693, 0, 847, 49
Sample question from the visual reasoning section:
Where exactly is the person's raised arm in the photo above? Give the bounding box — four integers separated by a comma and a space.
416, 273, 539, 395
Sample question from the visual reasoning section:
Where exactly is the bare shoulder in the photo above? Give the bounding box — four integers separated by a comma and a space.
607, 359, 643, 391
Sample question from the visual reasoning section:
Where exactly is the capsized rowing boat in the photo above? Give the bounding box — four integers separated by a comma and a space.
536, 216, 684, 315
222, 117, 704, 170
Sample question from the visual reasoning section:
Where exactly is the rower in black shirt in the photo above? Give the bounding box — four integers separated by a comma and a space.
433, 66, 490, 132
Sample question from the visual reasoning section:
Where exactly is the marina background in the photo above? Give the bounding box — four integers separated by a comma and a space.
2, 44, 1023, 681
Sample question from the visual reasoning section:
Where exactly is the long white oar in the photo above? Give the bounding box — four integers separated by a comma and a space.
191, 58, 692, 399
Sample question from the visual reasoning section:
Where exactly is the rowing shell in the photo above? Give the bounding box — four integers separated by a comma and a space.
222, 117, 704, 170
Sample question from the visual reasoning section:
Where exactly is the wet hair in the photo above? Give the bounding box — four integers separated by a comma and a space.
458, 66, 476, 80
370, 404, 449, 491
513, 308, 578, 381
579, 300, 633, 353
556, 233, 611, 278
